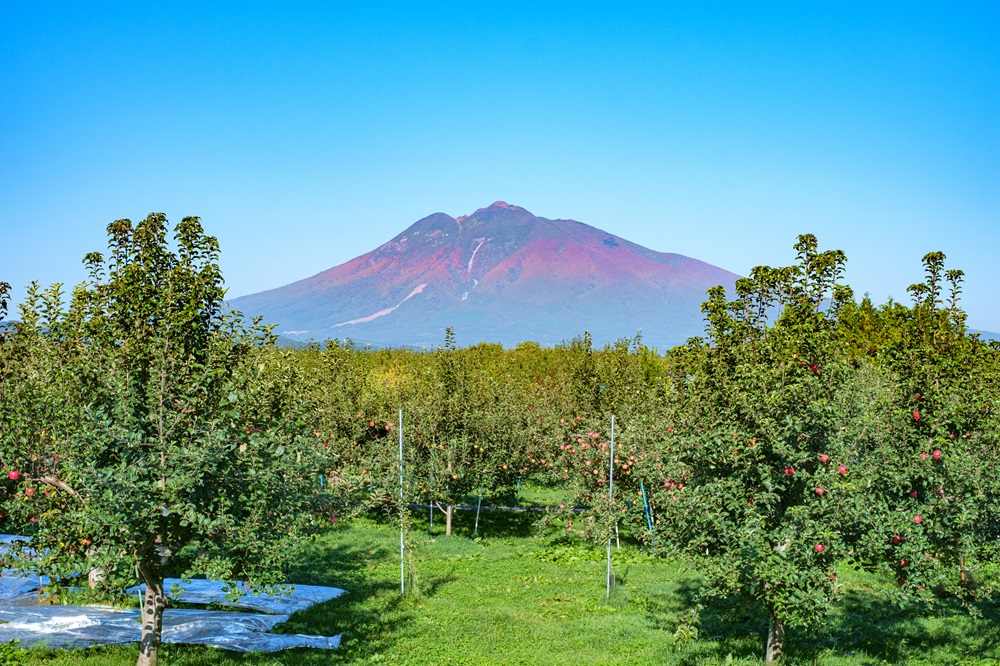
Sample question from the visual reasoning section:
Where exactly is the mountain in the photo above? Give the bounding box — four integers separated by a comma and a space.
229, 202, 741, 349
969, 329, 1000, 343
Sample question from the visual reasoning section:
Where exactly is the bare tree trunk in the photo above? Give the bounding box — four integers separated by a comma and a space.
88, 567, 105, 589
136, 558, 165, 666
85, 547, 105, 590
765, 610, 785, 664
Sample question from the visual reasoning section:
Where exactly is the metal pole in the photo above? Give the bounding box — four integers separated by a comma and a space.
641, 480, 656, 555
399, 409, 405, 596
609, 415, 615, 501
474, 495, 482, 535
606, 539, 612, 598
429, 447, 434, 534
607, 415, 615, 597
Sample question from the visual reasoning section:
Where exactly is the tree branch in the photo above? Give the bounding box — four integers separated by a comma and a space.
34, 475, 81, 498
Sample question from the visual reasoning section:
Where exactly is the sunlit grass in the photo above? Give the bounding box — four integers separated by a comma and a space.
13, 506, 1000, 665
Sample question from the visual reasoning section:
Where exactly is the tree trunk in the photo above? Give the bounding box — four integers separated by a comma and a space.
444, 460, 454, 537
86, 548, 104, 590
765, 610, 785, 664
88, 567, 105, 589
136, 558, 165, 666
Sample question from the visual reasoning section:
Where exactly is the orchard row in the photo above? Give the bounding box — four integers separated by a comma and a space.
1, 221, 997, 664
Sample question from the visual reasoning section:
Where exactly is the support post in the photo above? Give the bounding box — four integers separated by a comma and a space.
399, 409, 405, 596
474, 495, 482, 535
641, 480, 656, 554
607, 415, 615, 597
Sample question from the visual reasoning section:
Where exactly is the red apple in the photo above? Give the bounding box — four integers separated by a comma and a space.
819, 454, 830, 464
815, 487, 825, 496
7, 470, 18, 481
892, 534, 902, 544
814, 543, 825, 553
914, 514, 923, 524
909, 490, 918, 498
784, 466, 795, 476
913, 411, 921, 420
838, 465, 847, 475
932, 449, 941, 460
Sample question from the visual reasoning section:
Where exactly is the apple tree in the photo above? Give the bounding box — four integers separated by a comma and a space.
844, 252, 1000, 602
644, 236, 895, 663
0, 214, 324, 666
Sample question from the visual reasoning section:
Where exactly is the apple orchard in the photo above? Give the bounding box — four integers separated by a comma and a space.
2, 220, 999, 664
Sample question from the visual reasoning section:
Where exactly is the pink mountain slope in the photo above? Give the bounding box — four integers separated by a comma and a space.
230, 202, 740, 348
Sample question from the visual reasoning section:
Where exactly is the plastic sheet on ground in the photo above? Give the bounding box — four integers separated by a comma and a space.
0, 535, 343, 652
129, 578, 346, 615
0, 571, 45, 607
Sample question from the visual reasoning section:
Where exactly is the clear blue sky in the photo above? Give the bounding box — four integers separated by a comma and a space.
3, 2, 999, 331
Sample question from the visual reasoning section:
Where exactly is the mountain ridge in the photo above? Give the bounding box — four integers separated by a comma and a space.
230, 202, 741, 348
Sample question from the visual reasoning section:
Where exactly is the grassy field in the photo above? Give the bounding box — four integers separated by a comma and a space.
11, 499, 1000, 665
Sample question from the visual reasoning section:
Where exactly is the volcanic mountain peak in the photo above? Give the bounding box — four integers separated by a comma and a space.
230, 204, 740, 348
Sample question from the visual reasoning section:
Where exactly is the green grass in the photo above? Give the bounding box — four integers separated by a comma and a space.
12, 508, 1000, 665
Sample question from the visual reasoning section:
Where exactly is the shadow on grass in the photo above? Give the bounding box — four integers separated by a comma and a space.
659, 575, 1000, 664
278, 537, 417, 663
417, 566, 458, 600
411, 504, 546, 540
810, 590, 1000, 664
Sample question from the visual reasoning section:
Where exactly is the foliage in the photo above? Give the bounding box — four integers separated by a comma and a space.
630, 236, 868, 661
0, 215, 323, 666
4, 227, 1000, 664
843, 252, 1000, 603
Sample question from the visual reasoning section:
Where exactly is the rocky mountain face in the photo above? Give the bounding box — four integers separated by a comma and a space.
229, 202, 740, 349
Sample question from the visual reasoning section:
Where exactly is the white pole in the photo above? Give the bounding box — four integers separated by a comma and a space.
608, 414, 622, 550
474, 494, 482, 535
399, 409, 405, 596
607, 414, 615, 597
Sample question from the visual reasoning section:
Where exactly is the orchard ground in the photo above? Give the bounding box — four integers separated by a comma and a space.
12, 483, 1000, 666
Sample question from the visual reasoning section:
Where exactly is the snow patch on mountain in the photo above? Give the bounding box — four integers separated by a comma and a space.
333, 284, 428, 327
468, 238, 486, 273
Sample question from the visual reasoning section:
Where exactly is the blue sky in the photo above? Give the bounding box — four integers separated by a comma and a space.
3, 2, 999, 331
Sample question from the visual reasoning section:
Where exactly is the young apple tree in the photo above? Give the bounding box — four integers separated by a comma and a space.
649, 236, 892, 663
844, 252, 1000, 602
0, 214, 323, 666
